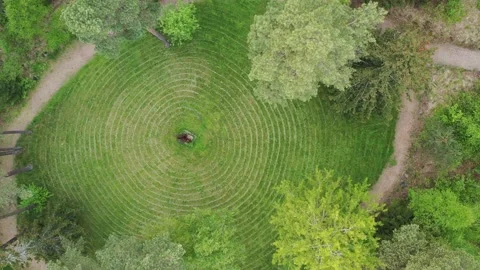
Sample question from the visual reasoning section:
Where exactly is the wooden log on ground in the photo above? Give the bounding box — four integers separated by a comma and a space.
1, 130, 32, 135
147, 28, 170, 48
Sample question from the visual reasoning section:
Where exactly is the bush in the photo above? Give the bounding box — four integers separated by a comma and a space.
159, 3, 200, 46
420, 91, 480, 169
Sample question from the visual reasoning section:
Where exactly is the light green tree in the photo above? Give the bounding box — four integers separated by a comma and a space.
378, 224, 428, 270
409, 189, 475, 235
62, 0, 164, 57
271, 169, 381, 269
96, 235, 185, 270
247, 0, 386, 104
159, 3, 199, 46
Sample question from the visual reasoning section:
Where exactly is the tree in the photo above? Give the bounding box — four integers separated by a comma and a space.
46, 238, 100, 270
95, 235, 185, 270
158, 3, 199, 46
62, 0, 164, 57
408, 188, 475, 235
271, 169, 381, 269
3, 0, 49, 40
0, 184, 51, 220
18, 199, 84, 260
406, 242, 480, 270
330, 29, 433, 119
170, 209, 246, 270
247, 0, 386, 104
378, 224, 428, 270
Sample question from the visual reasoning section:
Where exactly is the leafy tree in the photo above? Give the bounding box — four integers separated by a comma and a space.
170, 209, 246, 270
46, 238, 100, 270
408, 188, 475, 235
247, 0, 386, 104
330, 29, 433, 119
159, 3, 199, 46
406, 242, 480, 270
95, 234, 185, 270
62, 0, 163, 57
378, 224, 428, 270
0, 240, 33, 268
271, 169, 381, 269
18, 199, 84, 260
3, 0, 49, 40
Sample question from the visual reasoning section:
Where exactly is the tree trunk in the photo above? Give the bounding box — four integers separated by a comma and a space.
1, 130, 32, 135
5, 165, 33, 177
147, 28, 170, 48
1, 235, 18, 249
0, 204, 36, 220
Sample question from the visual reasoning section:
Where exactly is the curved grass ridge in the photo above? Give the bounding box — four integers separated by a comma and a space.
16, 1, 395, 268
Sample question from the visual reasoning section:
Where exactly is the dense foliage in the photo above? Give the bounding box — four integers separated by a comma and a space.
420, 90, 480, 169
271, 169, 381, 269
18, 199, 84, 261
247, 0, 385, 104
48, 235, 184, 270
0, 0, 71, 116
18, 184, 51, 212
169, 210, 246, 270
159, 3, 199, 46
62, 0, 160, 57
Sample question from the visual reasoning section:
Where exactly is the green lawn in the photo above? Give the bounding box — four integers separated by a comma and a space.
17, 1, 395, 268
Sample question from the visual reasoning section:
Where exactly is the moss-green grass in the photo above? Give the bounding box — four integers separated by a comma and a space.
16, 1, 396, 268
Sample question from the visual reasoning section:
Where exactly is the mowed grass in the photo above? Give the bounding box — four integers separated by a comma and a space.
16, 1, 396, 268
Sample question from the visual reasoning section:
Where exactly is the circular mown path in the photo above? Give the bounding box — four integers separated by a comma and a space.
17, 1, 395, 268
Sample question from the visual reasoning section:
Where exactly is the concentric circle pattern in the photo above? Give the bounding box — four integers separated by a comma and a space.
17, 2, 395, 269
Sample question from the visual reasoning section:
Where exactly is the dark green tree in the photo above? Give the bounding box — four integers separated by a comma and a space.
330, 29, 433, 119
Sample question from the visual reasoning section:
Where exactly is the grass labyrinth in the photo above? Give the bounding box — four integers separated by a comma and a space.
17, 1, 395, 268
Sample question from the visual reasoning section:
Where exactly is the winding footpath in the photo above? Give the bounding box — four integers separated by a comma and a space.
0, 37, 478, 267
370, 43, 480, 203
0, 42, 95, 269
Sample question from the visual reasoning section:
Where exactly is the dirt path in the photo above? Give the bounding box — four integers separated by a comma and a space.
370, 45, 480, 203
430, 44, 480, 71
0, 41, 95, 269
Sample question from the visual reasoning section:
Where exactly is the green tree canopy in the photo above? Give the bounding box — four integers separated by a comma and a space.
3, 0, 49, 40
62, 0, 161, 57
378, 224, 428, 270
247, 0, 386, 104
405, 242, 480, 270
170, 209, 246, 270
271, 169, 381, 269
159, 3, 199, 46
409, 188, 475, 235
95, 235, 185, 270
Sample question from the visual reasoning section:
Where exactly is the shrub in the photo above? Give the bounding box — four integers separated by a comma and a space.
159, 3, 199, 46
18, 184, 51, 213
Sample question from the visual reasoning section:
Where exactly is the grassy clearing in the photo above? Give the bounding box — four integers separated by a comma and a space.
16, 0, 395, 268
